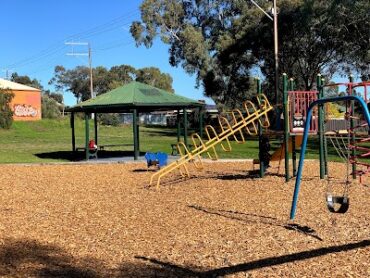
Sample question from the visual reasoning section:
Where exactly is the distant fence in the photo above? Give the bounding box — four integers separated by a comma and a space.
326, 118, 369, 133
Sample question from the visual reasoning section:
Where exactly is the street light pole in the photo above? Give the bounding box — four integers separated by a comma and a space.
273, 0, 279, 105
249, 0, 279, 105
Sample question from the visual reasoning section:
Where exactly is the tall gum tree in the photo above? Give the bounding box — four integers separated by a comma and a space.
131, 0, 369, 106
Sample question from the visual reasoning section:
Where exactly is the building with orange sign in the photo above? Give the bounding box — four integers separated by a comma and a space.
0, 78, 42, 121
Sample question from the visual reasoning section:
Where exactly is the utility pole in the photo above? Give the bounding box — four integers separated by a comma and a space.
249, 0, 279, 105
65, 42, 95, 100
65, 42, 95, 118
273, 0, 279, 105
1, 69, 13, 80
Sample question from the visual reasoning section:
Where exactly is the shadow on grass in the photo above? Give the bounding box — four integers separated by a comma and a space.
34, 150, 146, 162
188, 205, 323, 241
137, 239, 370, 277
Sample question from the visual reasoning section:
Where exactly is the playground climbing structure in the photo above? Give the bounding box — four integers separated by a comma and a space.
149, 94, 273, 189
290, 82, 370, 219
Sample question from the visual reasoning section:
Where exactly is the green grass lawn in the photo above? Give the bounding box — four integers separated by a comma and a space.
0, 118, 346, 163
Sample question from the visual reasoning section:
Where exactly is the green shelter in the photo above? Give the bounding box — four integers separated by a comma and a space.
66, 81, 204, 160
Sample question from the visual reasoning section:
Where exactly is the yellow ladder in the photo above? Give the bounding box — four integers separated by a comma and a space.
150, 94, 273, 189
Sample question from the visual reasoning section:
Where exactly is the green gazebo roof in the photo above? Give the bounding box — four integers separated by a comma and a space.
67, 81, 203, 113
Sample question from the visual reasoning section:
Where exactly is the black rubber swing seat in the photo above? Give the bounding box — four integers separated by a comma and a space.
326, 195, 349, 213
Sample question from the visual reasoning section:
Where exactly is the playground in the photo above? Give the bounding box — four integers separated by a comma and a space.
0, 161, 368, 277
0, 78, 369, 277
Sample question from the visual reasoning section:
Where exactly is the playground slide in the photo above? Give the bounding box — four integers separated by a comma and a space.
270, 135, 303, 162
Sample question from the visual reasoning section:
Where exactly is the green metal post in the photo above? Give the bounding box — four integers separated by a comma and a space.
349, 74, 356, 179
183, 108, 188, 147
283, 73, 290, 182
199, 107, 204, 138
289, 78, 297, 176
71, 112, 76, 152
317, 74, 325, 179
257, 78, 265, 178
84, 113, 89, 160
137, 118, 140, 153
177, 110, 181, 142
133, 109, 139, 160
94, 113, 98, 145
322, 77, 329, 176
324, 132, 329, 176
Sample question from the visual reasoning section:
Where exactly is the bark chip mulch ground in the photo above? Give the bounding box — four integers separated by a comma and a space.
0, 161, 368, 277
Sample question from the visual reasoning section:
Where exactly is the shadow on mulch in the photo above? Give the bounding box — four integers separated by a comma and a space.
137, 239, 370, 277
188, 205, 323, 241
0, 238, 199, 277
0, 238, 102, 277
34, 150, 146, 162
1, 238, 369, 277
212, 169, 286, 180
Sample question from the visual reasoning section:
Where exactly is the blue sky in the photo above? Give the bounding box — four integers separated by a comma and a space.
0, 0, 213, 105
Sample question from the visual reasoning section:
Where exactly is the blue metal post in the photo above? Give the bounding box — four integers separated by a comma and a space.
290, 95, 370, 220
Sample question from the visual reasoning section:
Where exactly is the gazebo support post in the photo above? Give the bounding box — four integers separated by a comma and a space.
71, 112, 76, 152
183, 108, 188, 147
94, 113, 98, 145
133, 109, 139, 160
85, 113, 90, 160
137, 114, 140, 152
177, 110, 181, 142
199, 107, 203, 138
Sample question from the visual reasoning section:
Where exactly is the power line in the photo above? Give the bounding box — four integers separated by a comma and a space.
95, 39, 135, 51
4, 9, 139, 70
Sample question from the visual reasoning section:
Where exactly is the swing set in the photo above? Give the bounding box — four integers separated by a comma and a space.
290, 80, 370, 219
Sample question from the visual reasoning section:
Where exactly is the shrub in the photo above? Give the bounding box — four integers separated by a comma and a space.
99, 113, 120, 126
0, 89, 14, 129
42, 95, 61, 119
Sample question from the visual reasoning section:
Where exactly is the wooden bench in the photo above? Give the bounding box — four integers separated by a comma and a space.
99, 144, 134, 150
74, 147, 97, 159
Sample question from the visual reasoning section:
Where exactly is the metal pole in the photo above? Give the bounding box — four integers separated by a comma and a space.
94, 113, 98, 145
133, 109, 139, 160
88, 44, 95, 120
137, 114, 140, 153
248, 0, 278, 104
283, 73, 290, 182
349, 74, 356, 179
71, 112, 76, 152
85, 113, 89, 160
289, 78, 297, 176
88, 44, 94, 99
177, 110, 181, 142
183, 108, 188, 147
273, 0, 279, 105
257, 78, 265, 178
199, 107, 204, 138
317, 74, 325, 179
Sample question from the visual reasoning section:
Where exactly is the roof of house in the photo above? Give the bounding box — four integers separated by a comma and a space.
67, 81, 204, 113
0, 78, 41, 91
